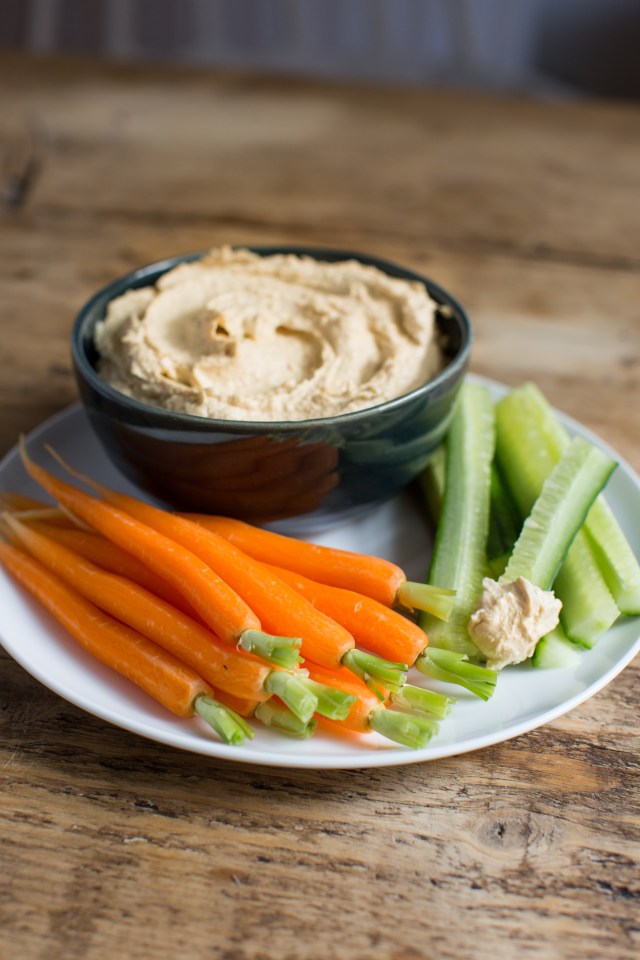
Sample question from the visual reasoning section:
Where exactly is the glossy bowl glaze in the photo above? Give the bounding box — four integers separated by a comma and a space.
71, 246, 471, 530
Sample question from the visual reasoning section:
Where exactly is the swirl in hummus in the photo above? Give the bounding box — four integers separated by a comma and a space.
94, 246, 442, 422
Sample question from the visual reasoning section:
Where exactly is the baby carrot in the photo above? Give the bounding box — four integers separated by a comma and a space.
215, 690, 318, 739
215, 681, 321, 739
3, 515, 333, 724
259, 560, 495, 700
205, 692, 320, 739
185, 514, 456, 618
266, 563, 428, 665
306, 663, 439, 748
0, 541, 253, 744
19, 442, 302, 669
213, 690, 260, 718
260, 567, 464, 710
71, 482, 349, 668
43, 455, 407, 690
25, 521, 201, 618
307, 664, 379, 732
255, 699, 318, 738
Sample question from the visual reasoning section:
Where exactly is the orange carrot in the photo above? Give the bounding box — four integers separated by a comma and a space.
3, 515, 275, 704
305, 663, 440, 748
305, 668, 451, 730
19, 444, 277, 651
265, 563, 428, 665
46, 468, 356, 671
185, 514, 456, 619
305, 663, 380, 733
187, 515, 404, 604
24, 521, 201, 619
0, 541, 212, 717
32, 449, 407, 690
214, 691, 260, 718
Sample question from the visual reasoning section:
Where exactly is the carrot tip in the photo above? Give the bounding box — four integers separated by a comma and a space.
18, 433, 30, 466
43, 443, 104, 497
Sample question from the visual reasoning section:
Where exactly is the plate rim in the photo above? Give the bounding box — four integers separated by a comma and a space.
1, 377, 639, 770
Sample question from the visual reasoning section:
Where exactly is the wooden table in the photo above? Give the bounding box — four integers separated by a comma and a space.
1, 57, 639, 960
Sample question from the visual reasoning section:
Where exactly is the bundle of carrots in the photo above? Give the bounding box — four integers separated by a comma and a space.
0, 441, 477, 750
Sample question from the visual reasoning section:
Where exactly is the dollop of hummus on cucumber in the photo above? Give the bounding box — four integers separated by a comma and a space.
468, 577, 562, 670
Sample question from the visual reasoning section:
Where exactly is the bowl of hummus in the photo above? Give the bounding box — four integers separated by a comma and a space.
72, 246, 471, 528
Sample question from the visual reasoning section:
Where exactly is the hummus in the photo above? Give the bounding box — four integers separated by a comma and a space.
467, 577, 562, 670
95, 246, 442, 421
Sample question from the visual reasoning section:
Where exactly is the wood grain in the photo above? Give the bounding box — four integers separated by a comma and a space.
0, 56, 638, 960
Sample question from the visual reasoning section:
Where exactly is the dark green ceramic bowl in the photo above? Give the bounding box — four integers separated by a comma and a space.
71, 247, 471, 530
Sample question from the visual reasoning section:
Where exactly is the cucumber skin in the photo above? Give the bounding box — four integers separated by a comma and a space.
505, 383, 640, 615
419, 444, 446, 526
420, 383, 495, 659
487, 463, 521, 562
496, 386, 619, 645
501, 436, 617, 592
421, 445, 521, 573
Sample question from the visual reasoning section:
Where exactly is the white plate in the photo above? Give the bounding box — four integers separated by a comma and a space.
1, 378, 639, 769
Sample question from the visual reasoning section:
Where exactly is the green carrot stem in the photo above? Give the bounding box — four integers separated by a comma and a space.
396, 581, 456, 620
264, 672, 318, 724
255, 700, 317, 738
416, 648, 497, 701
369, 708, 439, 749
342, 648, 408, 697
390, 684, 454, 720
237, 629, 303, 669
299, 677, 356, 720
194, 695, 255, 745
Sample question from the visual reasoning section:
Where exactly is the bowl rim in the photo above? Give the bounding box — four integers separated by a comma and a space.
71, 244, 472, 433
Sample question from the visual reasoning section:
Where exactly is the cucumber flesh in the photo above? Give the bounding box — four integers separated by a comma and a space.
496, 385, 619, 645
502, 383, 640, 615
420, 383, 495, 659
501, 436, 617, 590
532, 628, 581, 668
